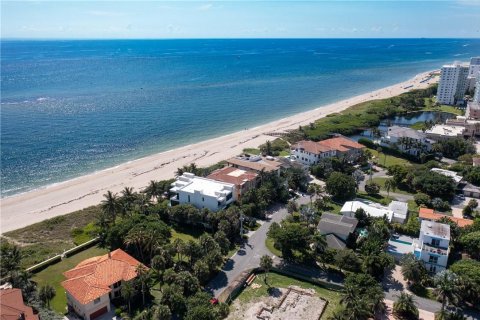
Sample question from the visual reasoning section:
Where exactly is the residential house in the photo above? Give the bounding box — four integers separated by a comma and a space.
170, 173, 235, 211
380, 126, 433, 156
207, 166, 258, 200
413, 221, 450, 273
430, 168, 463, 186
291, 135, 364, 166
226, 155, 283, 176
317, 136, 365, 161
425, 124, 466, 141
291, 140, 336, 166
61, 249, 145, 320
418, 207, 473, 228
0, 288, 39, 320
317, 213, 358, 250
341, 199, 408, 223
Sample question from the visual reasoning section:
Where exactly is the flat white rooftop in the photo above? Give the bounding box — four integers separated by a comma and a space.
341, 199, 394, 221
421, 220, 450, 240
171, 173, 234, 197
425, 125, 465, 137
431, 168, 463, 184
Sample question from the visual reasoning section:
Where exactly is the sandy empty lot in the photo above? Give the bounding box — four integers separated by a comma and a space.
228, 286, 327, 320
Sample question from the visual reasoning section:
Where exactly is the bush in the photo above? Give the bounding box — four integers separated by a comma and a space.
365, 181, 380, 195
414, 193, 431, 206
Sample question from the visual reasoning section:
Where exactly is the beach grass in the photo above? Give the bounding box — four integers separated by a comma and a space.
243, 148, 261, 155
236, 272, 342, 319
32, 246, 109, 314
3, 206, 101, 268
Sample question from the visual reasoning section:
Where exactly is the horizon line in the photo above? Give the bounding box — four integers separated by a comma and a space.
2, 36, 480, 41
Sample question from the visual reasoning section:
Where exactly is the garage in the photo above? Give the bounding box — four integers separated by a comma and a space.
90, 306, 108, 320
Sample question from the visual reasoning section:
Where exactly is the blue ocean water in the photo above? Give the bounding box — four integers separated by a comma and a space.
2, 38, 480, 197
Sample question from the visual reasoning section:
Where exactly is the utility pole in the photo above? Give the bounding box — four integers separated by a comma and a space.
239, 214, 245, 238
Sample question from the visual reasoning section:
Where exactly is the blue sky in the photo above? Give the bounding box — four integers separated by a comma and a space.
2, 1, 480, 39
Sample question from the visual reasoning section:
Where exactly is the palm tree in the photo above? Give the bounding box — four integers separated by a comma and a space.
136, 265, 152, 306
38, 284, 56, 308
121, 280, 136, 314
384, 178, 397, 196
144, 180, 160, 202
307, 184, 317, 205
401, 254, 426, 287
135, 193, 152, 215
434, 270, 460, 314
260, 255, 273, 285
101, 190, 121, 223
124, 228, 148, 262
393, 292, 419, 319
151, 305, 172, 320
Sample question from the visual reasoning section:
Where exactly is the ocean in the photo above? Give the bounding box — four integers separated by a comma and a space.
1, 38, 480, 197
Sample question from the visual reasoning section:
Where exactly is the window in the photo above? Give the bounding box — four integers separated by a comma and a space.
429, 265, 437, 273
94, 297, 101, 304
188, 195, 190, 202
429, 255, 438, 264
202, 197, 205, 202
431, 239, 440, 247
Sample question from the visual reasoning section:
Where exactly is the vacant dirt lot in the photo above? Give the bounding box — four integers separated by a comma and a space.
228, 286, 327, 320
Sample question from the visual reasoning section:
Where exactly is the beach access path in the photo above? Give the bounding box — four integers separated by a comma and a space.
0, 71, 437, 233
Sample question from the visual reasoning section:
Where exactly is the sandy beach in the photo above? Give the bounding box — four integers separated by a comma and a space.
0, 71, 438, 233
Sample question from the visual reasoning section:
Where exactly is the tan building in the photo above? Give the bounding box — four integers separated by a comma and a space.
207, 166, 258, 200
226, 156, 283, 176
61, 249, 145, 320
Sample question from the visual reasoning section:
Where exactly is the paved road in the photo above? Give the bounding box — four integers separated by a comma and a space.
206, 198, 307, 296
383, 266, 480, 320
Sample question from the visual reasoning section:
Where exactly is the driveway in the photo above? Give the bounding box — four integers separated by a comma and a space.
206, 195, 311, 297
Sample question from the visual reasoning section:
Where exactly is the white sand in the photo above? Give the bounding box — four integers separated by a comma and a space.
0, 71, 437, 233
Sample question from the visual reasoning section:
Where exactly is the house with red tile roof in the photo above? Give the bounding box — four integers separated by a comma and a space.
207, 166, 258, 200
291, 135, 364, 166
61, 249, 145, 320
0, 288, 39, 320
418, 207, 474, 228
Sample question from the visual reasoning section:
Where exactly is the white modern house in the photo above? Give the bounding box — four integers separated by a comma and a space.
340, 199, 408, 223
413, 221, 450, 273
170, 173, 235, 211
425, 124, 466, 141
380, 126, 434, 156
437, 63, 469, 105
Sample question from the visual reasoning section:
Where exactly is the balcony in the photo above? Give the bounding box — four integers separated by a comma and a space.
423, 244, 448, 256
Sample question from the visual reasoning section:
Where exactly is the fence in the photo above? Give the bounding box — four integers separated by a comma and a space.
26, 237, 99, 274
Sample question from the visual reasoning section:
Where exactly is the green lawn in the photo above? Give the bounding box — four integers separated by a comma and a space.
367, 148, 412, 168
32, 246, 109, 314
371, 177, 415, 196
265, 237, 283, 257
409, 121, 428, 131
278, 150, 290, 157
357, 192, 394, 206
170, 224, 206, 242
421, 98, 464, 116
236, 272, 342, 319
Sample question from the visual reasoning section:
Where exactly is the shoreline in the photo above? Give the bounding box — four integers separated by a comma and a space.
0, 70, 438, 233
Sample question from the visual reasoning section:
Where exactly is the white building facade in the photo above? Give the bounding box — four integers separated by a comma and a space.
437, 63, 469, 105
381, 126, 433, 157
170, 173, 235, 211
413, 221, 450, 274
291, 140, 336, 166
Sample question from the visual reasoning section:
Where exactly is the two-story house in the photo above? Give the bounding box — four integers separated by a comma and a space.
170, 173, 235, 211
61, 249, 145, 320
412, 220, 450, 274
206, 166, 258, 201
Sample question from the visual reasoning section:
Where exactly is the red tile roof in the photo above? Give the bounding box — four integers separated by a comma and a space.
419, 207, 474, 228
207, 166, 258, 186
318, 136, 365, 152
293, 140, 334, 154
61, 249, 144, 305
0, 288, 39, 320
